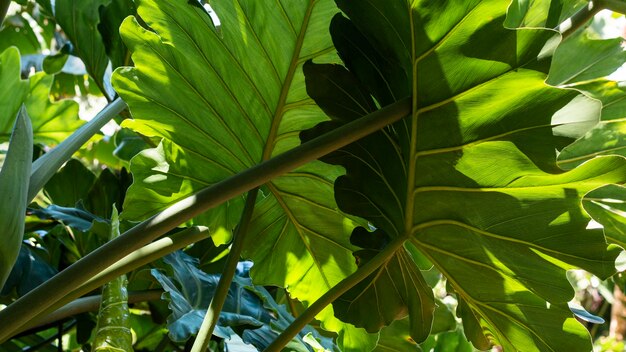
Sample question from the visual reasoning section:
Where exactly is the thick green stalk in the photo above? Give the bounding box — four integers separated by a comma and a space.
18, 226, 210, 333
263, 236, 408, 352
0, 97, 410, 342
28, 97, 126, 202
26, 290, 162, 331
93, 207, 132, 351
557, 0, 626, 39
558, 1, 600, 38
191, 188, 259, 352
597, 0, 626, 14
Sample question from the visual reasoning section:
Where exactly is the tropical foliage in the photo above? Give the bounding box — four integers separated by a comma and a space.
2, 0, 626, 351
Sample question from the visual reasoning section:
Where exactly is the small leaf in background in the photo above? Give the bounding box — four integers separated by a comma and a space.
0, 48, 83, 146
44, 159, 96, 207
30, 204, 105, 232
54, 0, 113, 98
22, 72, 83, 145
0, 244, 57, 297
98, 0, 135, 70
548, 28, 626, 87
93, 206, 133, 351
0, 106, 32, 290
0, 14, 41, 55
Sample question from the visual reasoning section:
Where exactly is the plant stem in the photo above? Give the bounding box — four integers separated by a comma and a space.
597, 0, 626, 15
0, 97, 410, 342
0, 0, 10, 28
191, 188, 259, 352
557, 0, 626, 39
28, 98, 127, 202
24, 290, 162, 332
558, 1, 600, 39
16, 226, 210, 334
263, 236, 408, 352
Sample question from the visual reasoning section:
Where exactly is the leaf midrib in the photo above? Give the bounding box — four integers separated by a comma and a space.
262, 0, 316, 161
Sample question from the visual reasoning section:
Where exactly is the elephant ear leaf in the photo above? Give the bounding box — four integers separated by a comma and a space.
302, 1, 626, 351
112, 0, 374, 348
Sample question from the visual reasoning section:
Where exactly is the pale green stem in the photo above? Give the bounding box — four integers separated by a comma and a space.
263, 236, 408, 352
25, 290, 162, 331
28, 98, 127, 202
0, 97, 410, 342
17, 226, 210, 334
191, 188, 259, 352
597, 0, 626, 14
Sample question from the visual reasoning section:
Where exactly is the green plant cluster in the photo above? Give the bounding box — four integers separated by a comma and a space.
2, 0, 626, 351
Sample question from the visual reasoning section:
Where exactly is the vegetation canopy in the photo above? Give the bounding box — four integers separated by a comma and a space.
2, 0, 626, 351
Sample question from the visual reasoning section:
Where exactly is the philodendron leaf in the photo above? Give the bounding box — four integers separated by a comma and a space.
302, 1, 626, 351
112, 0, 372, 348
0, 107, 33, 290
582, 184, 626, 249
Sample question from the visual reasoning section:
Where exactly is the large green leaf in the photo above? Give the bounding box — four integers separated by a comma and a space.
112, 0, 373, 348
302, 0, 626, 350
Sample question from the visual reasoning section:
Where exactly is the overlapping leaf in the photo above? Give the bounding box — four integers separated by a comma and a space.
583, 184, 626, 248
558, 81, 626, 169
302, 0, 626, 350
112, 0, 372, 348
